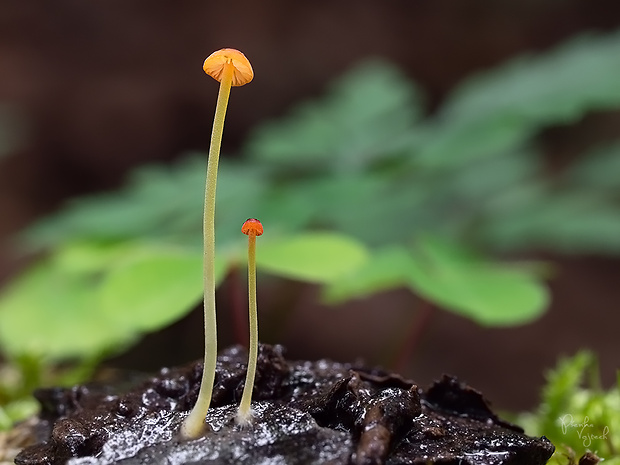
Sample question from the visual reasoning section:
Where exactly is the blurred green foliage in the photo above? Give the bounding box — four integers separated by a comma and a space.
324, 237, 546, 326
1, 30, 620, 429
516, 352, 620, 464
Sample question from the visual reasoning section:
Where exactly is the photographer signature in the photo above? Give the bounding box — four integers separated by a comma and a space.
559, 414, 609, 448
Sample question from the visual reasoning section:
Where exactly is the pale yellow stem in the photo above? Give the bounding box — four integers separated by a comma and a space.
237, 233, 258, 425
181, 61, 234, 440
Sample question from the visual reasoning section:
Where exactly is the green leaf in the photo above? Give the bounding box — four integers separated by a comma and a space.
0, 260, 133, 359
268, 174, 420, 246
22, 156, 271, 253
51, 241, 139, 273
245, 60, 423, 173
323, 246, 413, 303
413, 114, 534, 168
405, 237, 548, 326
98, 247, 212, 332
326, 239, 548, 327
0, 242, 224, 361
481, 190, 620, 254
415, 30, 620, 167
444, 31, 620, 123
0, 398, 38, 431
23, 157, 205, 248
258, 233, 369, 283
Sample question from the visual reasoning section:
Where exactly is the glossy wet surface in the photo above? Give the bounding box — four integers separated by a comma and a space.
15, 344, 554, 465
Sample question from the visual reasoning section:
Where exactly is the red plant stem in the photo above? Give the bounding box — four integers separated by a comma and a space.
264, 281, 306, 342
393, 299, 435, 374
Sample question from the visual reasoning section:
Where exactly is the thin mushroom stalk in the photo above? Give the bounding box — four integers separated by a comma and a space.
181, 48, 253, 440
237, 218, 264, 425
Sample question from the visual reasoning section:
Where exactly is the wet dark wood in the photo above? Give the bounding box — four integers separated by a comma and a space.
15, 344, 554, 465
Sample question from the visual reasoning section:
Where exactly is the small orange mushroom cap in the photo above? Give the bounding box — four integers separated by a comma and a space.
203, 48, 254, 87
242, 218, 263, 236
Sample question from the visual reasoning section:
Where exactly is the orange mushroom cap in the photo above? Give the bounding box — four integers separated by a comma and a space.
203, 48, 254, 87
242, 218, 263, 236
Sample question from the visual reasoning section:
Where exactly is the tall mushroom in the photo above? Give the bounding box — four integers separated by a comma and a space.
181, 48, 254, 440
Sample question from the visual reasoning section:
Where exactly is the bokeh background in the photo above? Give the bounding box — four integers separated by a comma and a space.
1, 0, 619, 413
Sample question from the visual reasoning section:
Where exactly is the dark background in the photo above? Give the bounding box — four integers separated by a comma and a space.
1, 0, 619, 412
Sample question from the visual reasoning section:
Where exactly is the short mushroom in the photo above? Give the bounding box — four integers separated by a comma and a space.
236, 218, 264, 425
